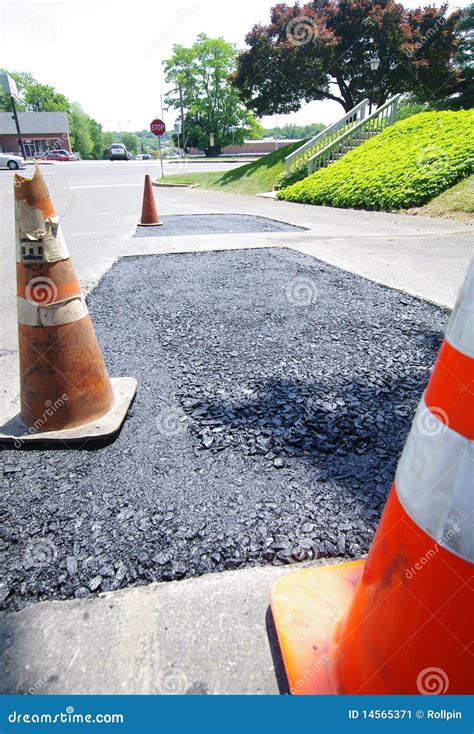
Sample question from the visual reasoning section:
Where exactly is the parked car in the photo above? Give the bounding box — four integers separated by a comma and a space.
37, 150, 79, 161
0, 153, 26, 170
141, 153, 152, 160
107, 144, 131, 161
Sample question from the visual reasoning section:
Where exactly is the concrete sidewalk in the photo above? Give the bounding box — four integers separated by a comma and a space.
0, 561, 347, 695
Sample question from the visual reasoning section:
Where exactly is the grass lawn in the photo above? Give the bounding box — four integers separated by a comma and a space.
157, 140, 306, 196
412, 175, 474, 221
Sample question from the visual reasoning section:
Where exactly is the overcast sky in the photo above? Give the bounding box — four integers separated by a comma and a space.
0, 0, 469, 133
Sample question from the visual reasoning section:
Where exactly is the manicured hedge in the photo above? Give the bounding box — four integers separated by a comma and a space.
277, 111, 474, 211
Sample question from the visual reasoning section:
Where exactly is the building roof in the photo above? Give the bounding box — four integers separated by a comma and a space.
0, 111, 70, 135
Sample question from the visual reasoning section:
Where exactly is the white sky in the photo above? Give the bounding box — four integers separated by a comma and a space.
0, 0, 469, 133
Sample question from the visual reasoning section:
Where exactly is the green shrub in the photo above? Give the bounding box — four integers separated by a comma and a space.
276, 165, 309, 189
277, 111, 474, 211
395, 101, 432, 122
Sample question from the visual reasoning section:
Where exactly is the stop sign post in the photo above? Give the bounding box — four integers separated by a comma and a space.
150, 118, 166, 177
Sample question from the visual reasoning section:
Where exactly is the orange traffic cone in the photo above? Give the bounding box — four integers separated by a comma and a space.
0, 164, 137, 444
271, 261, 473, 695
137, 174, 162, 226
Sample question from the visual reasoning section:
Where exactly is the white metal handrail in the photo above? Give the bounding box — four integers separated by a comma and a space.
307, 95, 401, 175
285, 98, 369, 175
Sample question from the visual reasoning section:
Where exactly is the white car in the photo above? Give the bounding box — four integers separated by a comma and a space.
107, 144, 131, 161
0, 153, 26, 170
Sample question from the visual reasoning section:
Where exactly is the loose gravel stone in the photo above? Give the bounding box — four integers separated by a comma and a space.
74, 587, 89, 599
88, 575, 103, 592
0, 248, 447, 611
66, 556, 78, 577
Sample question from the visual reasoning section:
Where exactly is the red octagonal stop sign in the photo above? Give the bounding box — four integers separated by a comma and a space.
150, 118, 166, 136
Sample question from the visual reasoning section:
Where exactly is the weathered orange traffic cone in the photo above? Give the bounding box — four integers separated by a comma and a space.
137, 174, 162, 226
0, 164, 137, 444
271, 260, 473, 694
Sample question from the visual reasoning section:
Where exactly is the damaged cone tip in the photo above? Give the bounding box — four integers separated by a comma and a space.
137, 174, 162, 226
0, 163, 137, 445
270, 259, 474, 695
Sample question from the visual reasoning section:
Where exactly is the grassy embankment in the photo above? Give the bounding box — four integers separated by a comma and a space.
157, 139, 306, 196
412, 174, 473, 221
277, 110, 473, 211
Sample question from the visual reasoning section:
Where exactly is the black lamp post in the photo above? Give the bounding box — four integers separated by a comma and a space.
369, 53, 380, 114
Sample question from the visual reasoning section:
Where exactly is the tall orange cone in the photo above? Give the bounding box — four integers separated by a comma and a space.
137, 174, 162, 226
0, 164, 137, 444
271, 260, 473, 695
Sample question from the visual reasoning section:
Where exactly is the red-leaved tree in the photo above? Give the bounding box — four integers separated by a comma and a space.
232, 0, 462, 114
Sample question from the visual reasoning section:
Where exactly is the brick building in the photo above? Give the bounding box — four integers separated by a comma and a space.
188, 139, 301, 157
0, 111, 71, 156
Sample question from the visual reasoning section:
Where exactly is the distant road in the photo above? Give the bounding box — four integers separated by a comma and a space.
29, 158, 248, 177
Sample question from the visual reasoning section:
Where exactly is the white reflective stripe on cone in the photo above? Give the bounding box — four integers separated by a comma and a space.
17, 295, 88, 327
445, 258, 474, 359
396, 396, 473, 563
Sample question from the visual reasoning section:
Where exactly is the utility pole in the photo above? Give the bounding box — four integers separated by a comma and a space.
1, 73, 27, 159
178, 82, 186, 156
11, 96, 27, 159
159, 94, 170, 160
160, 94, 168, 122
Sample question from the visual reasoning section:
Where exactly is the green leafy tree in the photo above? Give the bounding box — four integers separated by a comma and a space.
233, 1, 462, 115
24, 83, 69, 112
1, 70, 106, 159
88, 118, 105, 159
245, 114, 265, 139
1, 73, 69, 112
121, 131, 139, 154
262, 122, 326, 139
135, 130, 161, 153
394, 99, 432, 120
164, 34, 252, 156
69, 103, 93, 159
102, 131, 114, 148
453, 3, 474, 108
0, 70, 35, 111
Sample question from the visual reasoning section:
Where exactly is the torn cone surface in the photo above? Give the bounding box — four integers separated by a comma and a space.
6, 164, 137, 441
271, 260, 474, 695
137, 174, 162, 226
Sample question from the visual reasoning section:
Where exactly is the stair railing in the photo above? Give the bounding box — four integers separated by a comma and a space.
306, 95, 401, 175
285, 98, 369, 175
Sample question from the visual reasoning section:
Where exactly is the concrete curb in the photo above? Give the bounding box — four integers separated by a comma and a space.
0, 559, 345, 695
186, 158, 255, 164
152, 182, 200, 188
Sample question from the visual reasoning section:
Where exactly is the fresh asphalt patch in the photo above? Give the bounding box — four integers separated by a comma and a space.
134, 213, 305, 236
0, 248, 447, 611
